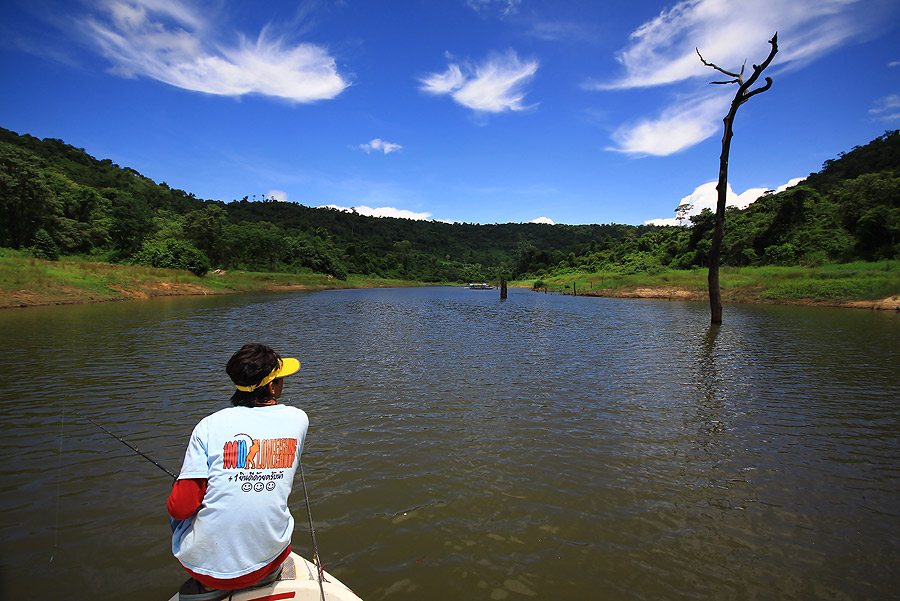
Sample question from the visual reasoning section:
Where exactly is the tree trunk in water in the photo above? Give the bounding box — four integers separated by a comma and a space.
700, 33, 778, 325
709, 110, 736, 324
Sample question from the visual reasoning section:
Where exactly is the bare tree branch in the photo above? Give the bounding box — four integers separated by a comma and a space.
696, 48, 743, 81
698, 34, 778, 99
740, 76, 773, 105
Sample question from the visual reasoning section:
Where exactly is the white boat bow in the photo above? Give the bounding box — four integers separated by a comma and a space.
167, 553, 362, 601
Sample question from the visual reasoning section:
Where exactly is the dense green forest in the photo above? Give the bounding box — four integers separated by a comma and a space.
1, 126, 898, 282
518, 129, 900, 282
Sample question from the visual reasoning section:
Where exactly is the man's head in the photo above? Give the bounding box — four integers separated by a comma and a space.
227, 343, 300, 407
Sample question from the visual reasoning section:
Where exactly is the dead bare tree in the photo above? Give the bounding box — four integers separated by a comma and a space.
698, 33, 778, 324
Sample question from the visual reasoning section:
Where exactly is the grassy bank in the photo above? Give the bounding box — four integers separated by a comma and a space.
0, 253, 434, 309
4, 253, 900, 310
509, 262, 900, 310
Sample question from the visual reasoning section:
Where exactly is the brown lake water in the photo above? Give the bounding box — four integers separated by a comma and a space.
1, 286, 899, 601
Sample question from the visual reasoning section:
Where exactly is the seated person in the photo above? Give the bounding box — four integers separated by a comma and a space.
168, 343, 309, 600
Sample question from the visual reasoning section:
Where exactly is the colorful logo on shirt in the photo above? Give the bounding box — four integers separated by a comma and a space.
223, 434, 298, 470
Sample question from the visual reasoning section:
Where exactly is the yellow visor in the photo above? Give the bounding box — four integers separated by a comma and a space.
235, 357, 301, 392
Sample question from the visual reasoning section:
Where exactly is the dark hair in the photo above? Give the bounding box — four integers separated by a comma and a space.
226, 343, 281, 407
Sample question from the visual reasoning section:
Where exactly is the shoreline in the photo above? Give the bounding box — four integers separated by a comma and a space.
4, 281, 899, 311
1, 281, 237, 309
570, 286, 900, 311
0, 280, 430, 309
3, 256, 898, 311
0, 256, 437, 309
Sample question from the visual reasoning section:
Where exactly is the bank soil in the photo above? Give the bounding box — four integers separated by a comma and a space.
0, 281, 226, 309
577, 287, 900, 311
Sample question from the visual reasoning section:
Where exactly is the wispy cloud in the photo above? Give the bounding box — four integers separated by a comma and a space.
358, 139, 403, 154
467, 0, 522, 18
319, 204, 432, 220
420, 49, 538, 113
595, 0, 867, 91
870, 94, 900, 121
526, 19, 592, 43
80, 0, 349, 102
596, 0, 879, 156
609, 92, 730, 156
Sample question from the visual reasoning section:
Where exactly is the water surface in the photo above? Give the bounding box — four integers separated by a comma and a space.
1, 287, 898, 600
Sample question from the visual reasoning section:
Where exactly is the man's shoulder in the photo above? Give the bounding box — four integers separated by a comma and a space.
198, 404, 307, 428
271, 404, 309, 424
211, 404, 308, 421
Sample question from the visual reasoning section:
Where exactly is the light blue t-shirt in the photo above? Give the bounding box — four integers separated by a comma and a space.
172, 404, 309, 579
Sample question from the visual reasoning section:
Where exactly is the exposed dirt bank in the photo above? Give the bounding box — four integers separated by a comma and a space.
0, 281, 230, 309
574, 286, 900, 311
1, 279, 435, 309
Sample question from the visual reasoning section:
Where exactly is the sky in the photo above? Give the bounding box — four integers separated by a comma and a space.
1, 0, 898, 226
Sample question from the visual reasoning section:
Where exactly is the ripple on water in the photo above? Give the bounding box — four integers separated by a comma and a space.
1, 289, 898, 601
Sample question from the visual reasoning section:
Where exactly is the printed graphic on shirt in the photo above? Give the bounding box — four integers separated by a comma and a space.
222, 433, 298, 470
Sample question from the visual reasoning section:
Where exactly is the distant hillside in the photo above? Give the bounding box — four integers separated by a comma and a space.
1, 126, 897, 282
0, 126, 655, 280
803, 130, 900, 191
516, 129, 899, 280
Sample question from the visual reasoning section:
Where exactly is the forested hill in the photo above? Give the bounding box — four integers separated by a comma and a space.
803, 130, 900, 192
0, 126, 656, 281
1, 126, 898, 282
518, 130, 899, 280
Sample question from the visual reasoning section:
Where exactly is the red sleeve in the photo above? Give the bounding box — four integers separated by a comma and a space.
167, 478, 208, 520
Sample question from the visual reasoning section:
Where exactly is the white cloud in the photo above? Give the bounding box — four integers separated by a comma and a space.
870, 94, 900, 121
467, 0, 522, 17
358, 139, 403, 154
594, 0, 879, 156
645, 177, 805, 225
526, 20, 591, 42
596, 0, 866, 91
529, 217, 555, 224
420, 49, 538, 113
776, 177, 806, 192
81, 0, 349, 102
268, 189, 288, 201
609, 92, 730, 155
319, 204, 432, 221
644, 217, 680, 226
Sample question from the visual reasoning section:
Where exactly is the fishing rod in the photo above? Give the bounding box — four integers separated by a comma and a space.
77, 408, 328, 599
299, 459, 327, 601
74, 410, 177, 480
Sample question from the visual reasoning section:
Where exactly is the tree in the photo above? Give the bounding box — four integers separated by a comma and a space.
108, 191, 154, 258
675, 203, 693, 226
30, 228, 59, 260
0, 145, 52, 249
698, 33, 778, 324
184, 204, 228, 267
133, 238, 210, 276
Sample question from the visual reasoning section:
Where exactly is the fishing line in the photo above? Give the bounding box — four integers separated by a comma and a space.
74, 409, 177, 480
299, 458, 327, 601
50, 407, 65, 563
75, 406, 326, 599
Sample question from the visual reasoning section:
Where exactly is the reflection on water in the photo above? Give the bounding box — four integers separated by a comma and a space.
1, 288, 899, 601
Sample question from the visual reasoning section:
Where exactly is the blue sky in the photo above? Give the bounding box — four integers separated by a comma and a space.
2, 0, 898, 226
